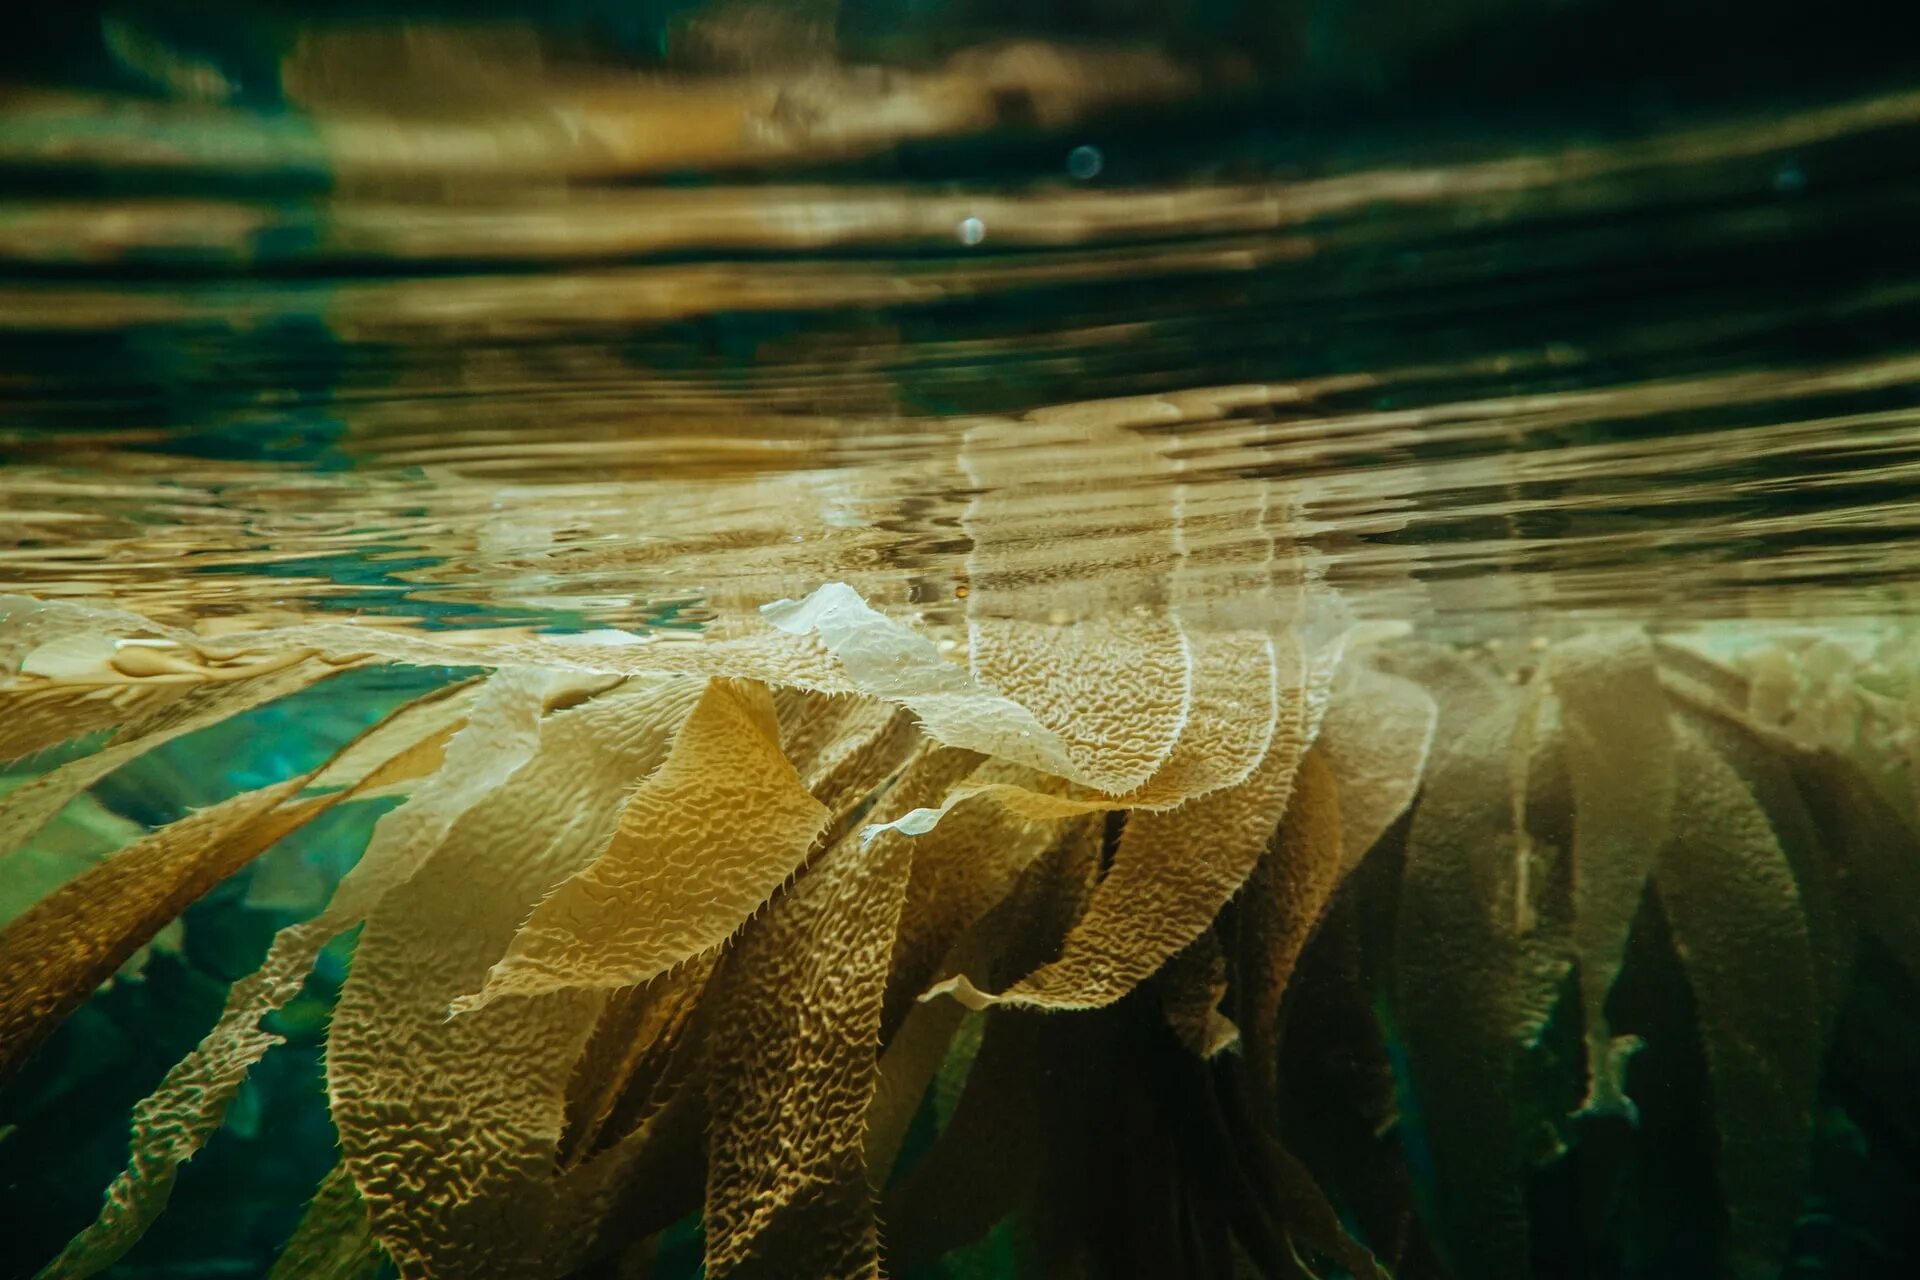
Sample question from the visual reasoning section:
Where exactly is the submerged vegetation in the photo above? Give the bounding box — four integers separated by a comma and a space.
4, 5, 1920, 1277
1, 587, 1916, 1279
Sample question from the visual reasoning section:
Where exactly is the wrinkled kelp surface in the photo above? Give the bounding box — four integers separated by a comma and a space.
4, 591, 1919, 1279
6, 3, 1920, 1278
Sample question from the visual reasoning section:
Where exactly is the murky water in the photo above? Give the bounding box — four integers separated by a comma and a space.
3, 6, 1920, 1279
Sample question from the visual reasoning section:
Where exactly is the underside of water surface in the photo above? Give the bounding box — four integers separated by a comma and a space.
4, 3, 1920, 1279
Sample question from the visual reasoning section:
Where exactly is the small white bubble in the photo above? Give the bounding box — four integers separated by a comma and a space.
957, 216, 986, 246
1067, 144, 1103, 180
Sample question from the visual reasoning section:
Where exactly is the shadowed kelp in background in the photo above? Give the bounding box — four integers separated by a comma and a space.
5, 1, 1920, 1278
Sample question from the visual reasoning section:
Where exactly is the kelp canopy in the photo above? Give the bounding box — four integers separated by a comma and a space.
6, 5, 1920, 1278
2, 570, 1919, 1279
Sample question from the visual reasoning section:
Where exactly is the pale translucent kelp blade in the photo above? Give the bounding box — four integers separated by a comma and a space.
701, 752, 969, 1277
0, 665, 194, 765
1656, 726, 1820, 1280
0, 654, 348, 863
12, 583, 1233, 808
454, 679, 829, 1010
872, 628, 1281, 836
1547, 630, 1676, 1120
929, 634, 1312, 1012
328, 678, 702, 1279
1313, 663, 1438, 875
42, 669, 558, 1280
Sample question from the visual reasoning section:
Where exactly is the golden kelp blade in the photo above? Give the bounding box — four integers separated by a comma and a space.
867, 814, 1103, 1188
42, 669, 559, 1279
958, 407, 1192, 798
263, 1164, 383, 1280
772, 689, 918, 834
702, 749, 977, 1279
1547, 630, 1676, 1121
965, 616, 1195, 795
328, 677, 705, 1279
759, 584, 1187, 793
10, 585, 1247, 811
305, 677, 487, 796
1241, 751, 1346, 1086
453, 679, 829, 1011
1656, 726, 1819, 1280
1313, 662, 1438, 876
1676, 701, 1857, 1048
884, 757, 1072, 1021
1236, 671, 1420, 1280
0, 783, 165, 982
0, 653, 350, 863
879, 826, 1107, 1272
534, 949, 719, 1276
928, 635, 1314, 1013
0, 780, 323, 1085
865, 629, 1282, 836
0, 668, 461, 1095
1660, 658, 1920, 993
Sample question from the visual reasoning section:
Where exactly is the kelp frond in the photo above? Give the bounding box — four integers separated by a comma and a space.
1, 590, 1916, 1279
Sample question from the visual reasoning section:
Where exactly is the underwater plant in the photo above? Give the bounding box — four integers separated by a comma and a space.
2, 576, 1917, 1280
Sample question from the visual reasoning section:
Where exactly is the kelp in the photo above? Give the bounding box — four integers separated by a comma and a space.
701, 748, 973, 1279
0, 674, 472, 1092
3, 589, 1918, 1280
1394, 690, 1569, 1280
1548, 630, 1677, 1120
0, 650, 352, 864
35, 670, 555, 1278
328, 677, 709, 1279
452, 678, 828, 1011
1659, 725, 1820, 1280
263, 1164, 384, 1280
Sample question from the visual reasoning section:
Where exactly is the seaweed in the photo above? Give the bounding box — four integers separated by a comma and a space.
1, 591, 1916, 1278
